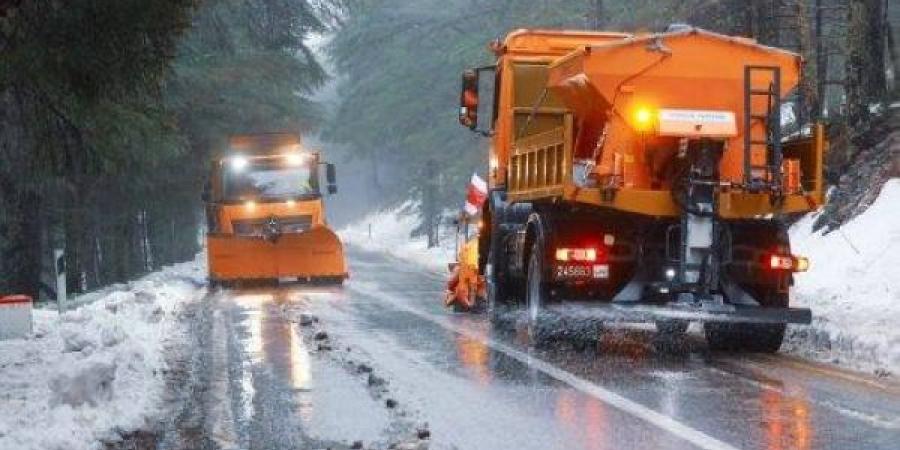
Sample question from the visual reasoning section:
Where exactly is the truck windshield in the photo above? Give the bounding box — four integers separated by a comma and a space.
223, 160, 318, 202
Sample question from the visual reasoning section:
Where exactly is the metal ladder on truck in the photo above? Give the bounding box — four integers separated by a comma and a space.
743, 65, 784, 194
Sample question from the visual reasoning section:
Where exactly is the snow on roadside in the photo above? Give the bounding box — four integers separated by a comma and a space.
785, 179, 900, 376
338, 201, 456, 273
0, 257, 206, 450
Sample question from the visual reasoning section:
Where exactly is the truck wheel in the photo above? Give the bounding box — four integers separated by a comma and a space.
525, 240, 554, 347
704, 323, 786, 353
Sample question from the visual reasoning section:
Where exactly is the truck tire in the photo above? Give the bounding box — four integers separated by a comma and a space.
525, 239, 554, 347
704, 322, 786, 353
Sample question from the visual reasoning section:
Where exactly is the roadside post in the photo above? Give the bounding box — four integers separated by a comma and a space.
54, 248, 66, 313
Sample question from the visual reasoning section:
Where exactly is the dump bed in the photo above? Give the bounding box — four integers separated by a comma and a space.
548, 29, 800, 186
503, 28, 825, 218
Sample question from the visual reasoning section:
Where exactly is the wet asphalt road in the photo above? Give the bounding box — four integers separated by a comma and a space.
159, 246, 900, 450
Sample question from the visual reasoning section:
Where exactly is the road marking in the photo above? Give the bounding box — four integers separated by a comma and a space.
751, 355, 900, 394
349, 282, 741, 450
208, 295, 241, 450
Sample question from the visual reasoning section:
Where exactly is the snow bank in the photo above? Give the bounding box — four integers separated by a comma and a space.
786, 179, 900, 375
339, 202, 456, 273
0, 258, 206, 450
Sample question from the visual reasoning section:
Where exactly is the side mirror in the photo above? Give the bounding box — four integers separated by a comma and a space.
326, 163, 338, 194
459, 70, 479, 130
458, 66, 497, 135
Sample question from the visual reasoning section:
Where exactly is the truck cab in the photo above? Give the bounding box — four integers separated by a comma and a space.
205, 133, 347, 285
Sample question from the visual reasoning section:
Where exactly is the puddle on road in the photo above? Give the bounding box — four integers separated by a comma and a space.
230, 287, 391, 447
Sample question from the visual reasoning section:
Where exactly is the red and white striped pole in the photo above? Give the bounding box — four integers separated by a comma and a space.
464, 173, 488, 217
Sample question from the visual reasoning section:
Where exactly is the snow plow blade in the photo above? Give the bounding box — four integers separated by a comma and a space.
207, 226, 347, 282
546, 302, 812, 325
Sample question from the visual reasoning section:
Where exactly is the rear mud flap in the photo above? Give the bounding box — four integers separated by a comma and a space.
208, 227, 347, 280
546, 301, 812, 325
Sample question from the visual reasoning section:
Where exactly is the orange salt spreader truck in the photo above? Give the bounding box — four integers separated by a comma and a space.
458, 27, 825, 351
204, 133, 347, 286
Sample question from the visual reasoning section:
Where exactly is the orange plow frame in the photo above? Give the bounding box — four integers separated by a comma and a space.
207, 226, 348, 282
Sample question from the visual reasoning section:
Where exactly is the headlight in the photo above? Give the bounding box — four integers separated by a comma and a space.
285, 153, 306, 166
230, 156, 249, 171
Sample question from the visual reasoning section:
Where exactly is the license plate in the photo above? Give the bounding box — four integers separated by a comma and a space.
556, 265, 590, 278
555, 264, 609, 280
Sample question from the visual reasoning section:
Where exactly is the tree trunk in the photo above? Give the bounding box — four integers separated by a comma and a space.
0, 189, 43, 300
587, 0, 604, 29
886, 0, 900, 93
749, 0, 780, 45
796, 0, 818, 124
814, 0, 828, 118
847, 0, 887, 126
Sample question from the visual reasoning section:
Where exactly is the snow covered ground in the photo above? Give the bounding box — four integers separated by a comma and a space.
341, 182, 900, 376
339, 201, 456, 274
786, 179, 900, 376
0, 257, 206, 450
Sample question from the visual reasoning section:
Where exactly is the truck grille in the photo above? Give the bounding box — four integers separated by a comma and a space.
232, 215, 313, 237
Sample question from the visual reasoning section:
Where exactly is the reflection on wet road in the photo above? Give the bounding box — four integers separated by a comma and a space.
179, 247, 900, 450
221, 287, 397, 450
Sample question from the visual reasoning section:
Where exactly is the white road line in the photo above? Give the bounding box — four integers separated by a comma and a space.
349, 281, 741, 450
752, 355, 900, 394
209, 302, 241, 450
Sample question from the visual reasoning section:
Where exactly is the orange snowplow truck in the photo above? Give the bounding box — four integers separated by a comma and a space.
460, 27, 825, 351
204, 133, 347, 286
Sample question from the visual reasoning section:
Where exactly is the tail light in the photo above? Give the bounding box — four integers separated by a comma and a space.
555, 248, 600, 262
768, 254, 809, 272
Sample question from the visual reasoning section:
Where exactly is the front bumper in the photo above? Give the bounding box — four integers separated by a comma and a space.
207, 226, 347, 281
